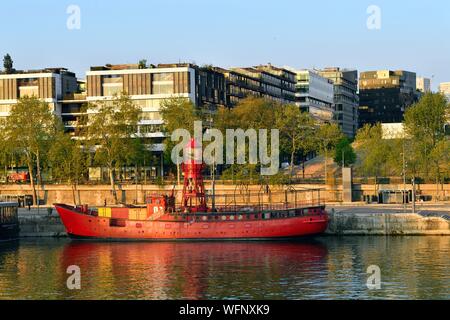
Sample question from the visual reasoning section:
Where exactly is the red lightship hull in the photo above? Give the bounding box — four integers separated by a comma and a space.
55, 204, 328, 241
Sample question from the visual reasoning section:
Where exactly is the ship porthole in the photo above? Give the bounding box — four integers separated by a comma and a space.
221, 216, 226, 221
229, 215, 235, 221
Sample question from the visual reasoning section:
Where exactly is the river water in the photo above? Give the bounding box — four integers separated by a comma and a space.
0, 237, 448, 300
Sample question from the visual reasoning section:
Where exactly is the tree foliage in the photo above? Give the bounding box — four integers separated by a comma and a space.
160, 97, 201, 135
354, 123, 391, 178
3, 97, 59, 203
85, 93, 141, 203
275, 104, 316, 175
159, 97, 202, 178
48, 132, 88, 204
213, 97, 279, 179
334, 137, 356, 167
316, 123, 343, 182
138, 59, 148, 69
316, 123, 343, 156
404, 92, 449, 183
0, 118, 11, 173
3, 54, 13, 74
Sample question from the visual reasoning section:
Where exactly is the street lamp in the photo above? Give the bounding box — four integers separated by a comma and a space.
411, 177, 416, 214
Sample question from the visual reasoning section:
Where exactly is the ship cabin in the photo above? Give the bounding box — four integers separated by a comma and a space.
0, 202, 19, 225
146, 194, 175, 215
0, 202, 20, 240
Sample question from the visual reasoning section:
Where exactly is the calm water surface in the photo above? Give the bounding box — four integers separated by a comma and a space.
0, 237, 448, 300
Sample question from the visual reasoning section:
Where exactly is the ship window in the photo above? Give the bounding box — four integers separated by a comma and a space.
109, 219, 126, 228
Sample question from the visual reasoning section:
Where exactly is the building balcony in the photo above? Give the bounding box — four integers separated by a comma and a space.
63, 121, 80, 127
62, 93, 87, 102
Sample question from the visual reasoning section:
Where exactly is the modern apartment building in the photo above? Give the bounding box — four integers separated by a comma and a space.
60, 80, 87, 137
416, 77, 431, 93
317, 68, 359, 137
54, 63, 227, 178
0, 68, 78, 122
216, 64, 296, 106
359, 70, 417, 126
293, 70, 334, 123
71, 63, 225, 151
439, 82, 450, 101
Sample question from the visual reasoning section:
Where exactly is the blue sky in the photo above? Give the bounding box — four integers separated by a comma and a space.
1, 0, 449, 89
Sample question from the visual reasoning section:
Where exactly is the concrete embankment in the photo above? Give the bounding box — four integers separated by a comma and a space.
18, 205, 450, 238
326, 211, 450, 235
19, 214, 67, 238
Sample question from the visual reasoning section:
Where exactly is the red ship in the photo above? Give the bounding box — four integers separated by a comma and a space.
55, 139, 328, 240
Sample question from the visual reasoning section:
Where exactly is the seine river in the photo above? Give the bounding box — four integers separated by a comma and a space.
0, 237, 448, 300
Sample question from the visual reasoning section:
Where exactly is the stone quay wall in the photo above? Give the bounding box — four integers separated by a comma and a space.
1, 183, 449, 206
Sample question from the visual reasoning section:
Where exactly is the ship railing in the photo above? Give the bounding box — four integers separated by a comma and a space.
206, 188, 324, 213
212, 203, 323, 214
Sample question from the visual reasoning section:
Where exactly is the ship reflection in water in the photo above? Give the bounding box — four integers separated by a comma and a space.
0, 237, 449, 299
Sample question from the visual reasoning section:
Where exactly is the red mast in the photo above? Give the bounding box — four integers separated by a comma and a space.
181, 138, 207, 212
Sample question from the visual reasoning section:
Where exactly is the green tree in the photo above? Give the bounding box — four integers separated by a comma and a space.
228, 97, 277, 130
429, 139, 450, 198
275, 105, 316, 175
316, 123, 343, 184
85, 93, 141, 204
160, 97, 201, 135
404, 92, 449, 187
138, 59, 147, 69
3, 54, 13, 74
214, 97, 280, 181
354, 123, 395, 193
160, 97, 201, 183
48, 132, 87, 205
4, 97, 58, 204
0, 119, 11, 180
334, 137, 356, 167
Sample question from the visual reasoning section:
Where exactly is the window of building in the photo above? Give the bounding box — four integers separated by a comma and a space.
139, 124, 163, 134
140, 112, 162, 121
19, 86, 39, 98
103, 85, 122, 96
0, 105, 13, 113
152, 73, 174, 95
102, 76, 123, 96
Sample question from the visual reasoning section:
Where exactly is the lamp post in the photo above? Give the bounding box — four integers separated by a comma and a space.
411, 177, 416, 214
402, 139, 406, 213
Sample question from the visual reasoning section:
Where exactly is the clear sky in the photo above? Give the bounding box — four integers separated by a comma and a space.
1, 0, 449, 89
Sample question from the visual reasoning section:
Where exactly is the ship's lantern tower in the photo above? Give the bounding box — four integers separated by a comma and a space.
181, 138, 207, 212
